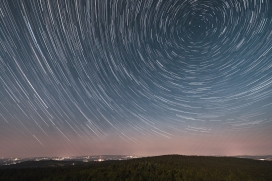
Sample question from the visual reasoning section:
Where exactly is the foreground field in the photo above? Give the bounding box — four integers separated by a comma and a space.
0, 155, 272, 181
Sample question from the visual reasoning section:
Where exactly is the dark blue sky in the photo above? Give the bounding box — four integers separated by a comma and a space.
1, 0, 272, 158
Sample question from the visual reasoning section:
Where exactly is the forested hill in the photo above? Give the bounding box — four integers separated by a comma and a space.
1, 155, 272, 181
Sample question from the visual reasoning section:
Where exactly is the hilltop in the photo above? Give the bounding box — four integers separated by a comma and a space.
0, 155, 272, 181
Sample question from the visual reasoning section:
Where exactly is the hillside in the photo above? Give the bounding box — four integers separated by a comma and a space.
0, 155, 272, 181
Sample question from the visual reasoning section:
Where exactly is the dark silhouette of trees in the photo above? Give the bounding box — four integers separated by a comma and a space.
0, 155, 271, 181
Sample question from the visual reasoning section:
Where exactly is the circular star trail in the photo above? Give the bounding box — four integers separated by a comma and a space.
0, 0, 272, 148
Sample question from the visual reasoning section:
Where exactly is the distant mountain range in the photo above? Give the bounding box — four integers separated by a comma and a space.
1, 155, 271, 166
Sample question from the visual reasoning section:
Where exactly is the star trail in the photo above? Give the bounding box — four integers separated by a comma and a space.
1, 0, 272, 157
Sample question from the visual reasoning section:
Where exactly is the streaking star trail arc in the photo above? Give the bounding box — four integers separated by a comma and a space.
0, 0, 272, 157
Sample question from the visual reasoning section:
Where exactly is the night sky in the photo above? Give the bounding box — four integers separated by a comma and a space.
1, 0, 272, 158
